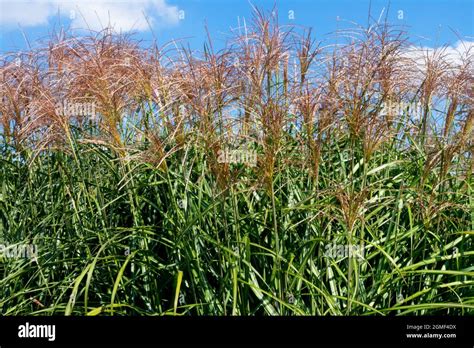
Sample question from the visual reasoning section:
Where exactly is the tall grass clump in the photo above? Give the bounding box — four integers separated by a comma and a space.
0, 8, 473, 316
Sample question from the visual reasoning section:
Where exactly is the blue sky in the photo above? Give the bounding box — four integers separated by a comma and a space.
0, 0, 473, 52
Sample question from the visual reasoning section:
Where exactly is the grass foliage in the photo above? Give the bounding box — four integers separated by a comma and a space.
0, 8, 473, 315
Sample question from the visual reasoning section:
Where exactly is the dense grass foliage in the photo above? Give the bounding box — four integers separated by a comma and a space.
0, 9, 473, 315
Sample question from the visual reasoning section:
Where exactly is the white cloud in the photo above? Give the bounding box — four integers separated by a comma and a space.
398, 40, 473, 88
0, 0, 55, 26
0, 0, 180, 31
402, 40, 474, 69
